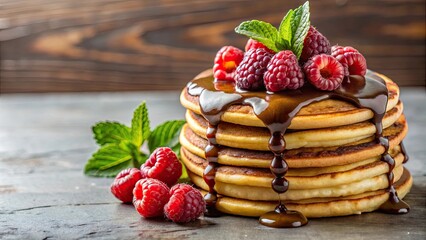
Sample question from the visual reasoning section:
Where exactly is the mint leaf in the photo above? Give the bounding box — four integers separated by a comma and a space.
92, 121, 131, 146
84, 144, 133, 177
148, 120, 186, 155
131, 102, 150, 147
235, 20, 279, 52
278, 9, 294, 49
290, 1, 310, 58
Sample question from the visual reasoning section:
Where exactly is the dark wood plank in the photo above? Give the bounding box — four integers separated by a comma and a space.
0, 89, 425, 239
0, 0, 425, 93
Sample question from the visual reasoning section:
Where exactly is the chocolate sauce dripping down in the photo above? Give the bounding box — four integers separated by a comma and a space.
341, 75, 409, 214
377, 137, 410, 213
400, 141, 409, 163
203, 124, 222, 217
186, 70, 409, 226
188, 84, 244, 217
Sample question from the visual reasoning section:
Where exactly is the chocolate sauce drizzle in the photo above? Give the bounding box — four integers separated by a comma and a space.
400, 141, 409, 164
203, 124, 222, 217
187, 70, 409, 227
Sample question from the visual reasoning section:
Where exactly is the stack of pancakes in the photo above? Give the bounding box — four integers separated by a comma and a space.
179, 69, 412, 218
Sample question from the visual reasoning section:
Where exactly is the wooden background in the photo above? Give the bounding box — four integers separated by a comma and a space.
0, 0, 425, 93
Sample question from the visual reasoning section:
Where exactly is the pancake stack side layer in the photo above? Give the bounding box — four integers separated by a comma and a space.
179, 69, 412, 218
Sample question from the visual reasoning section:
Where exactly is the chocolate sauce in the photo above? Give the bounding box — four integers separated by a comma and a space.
186, 70, 409, 227
400, 141, 409, 163
376, 137, 410, 213
203, 124, 222, 217
259, 203, 307, 228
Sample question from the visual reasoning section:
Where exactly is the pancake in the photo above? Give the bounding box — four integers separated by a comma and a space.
188, 165, 403, 201
181, 145, 402, 177
182, 147, 405, 190
179, 116, 407, 168
185, 108, 403, 151
198, 168, 413, 218
180, 69, 400, 129
180, 69, 412, 221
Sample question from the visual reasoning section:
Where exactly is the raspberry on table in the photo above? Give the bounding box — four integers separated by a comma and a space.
235, 48, 273, 90
331, 45, 367, 76
303, 54, 345, 91
141, 147, 182, 187
213, 46, 244, 81
264, 50, 305, 92
133, 178, 170, 218
110, 168, 142, 203
164, 184, 206, 223
300, 26, 331, 63
245, 39, 275, 54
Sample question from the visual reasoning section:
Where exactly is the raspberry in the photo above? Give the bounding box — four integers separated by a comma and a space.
331, 45, 358, 55
264, 50, 305, 92
133, 178, 170, 218
235, 48, 273, 90
110, 168, 142, 203
331, 45, 367, 76
164, 184, 206, 223
303, 54, 345, 91
213, 46, 244, 81
300, 26, 331, 62
141, 147, 182, 187
245, 39, 275, 54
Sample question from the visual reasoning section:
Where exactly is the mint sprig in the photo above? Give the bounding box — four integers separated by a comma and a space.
84, 102, 186, 178
235, 1, 310, 59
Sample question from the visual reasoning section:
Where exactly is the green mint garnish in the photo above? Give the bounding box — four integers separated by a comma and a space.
84, 102, 186, 178
278, 10, 294, 50
235, 1, 310, 59
92, 122, 131, 146
148, 120, 186, 154
84, 144, 137, 177
130, 102, 150, 147
234, 20, 280, 52
290, 2, 310, 58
